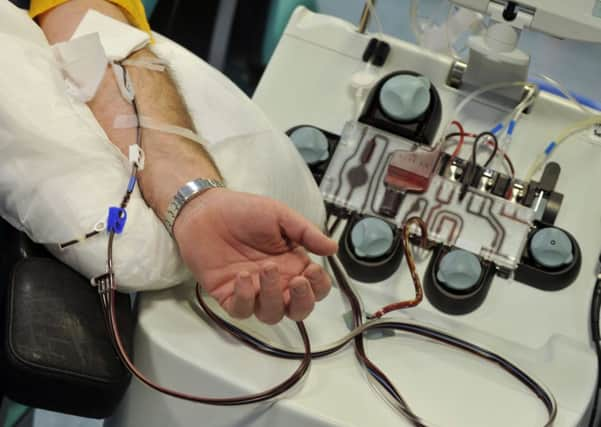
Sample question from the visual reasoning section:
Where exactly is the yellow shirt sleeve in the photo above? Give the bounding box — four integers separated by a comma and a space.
28, 0, 151, 36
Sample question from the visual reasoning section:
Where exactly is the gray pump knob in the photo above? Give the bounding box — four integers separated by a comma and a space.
436, 249, 482, 292
530, 228, 574, 268
379, 74, 432, 122
350, 217, 395, 259
289, 126, 330, 165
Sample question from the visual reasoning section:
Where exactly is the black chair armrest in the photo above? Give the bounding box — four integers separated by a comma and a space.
1, 224, 134, 419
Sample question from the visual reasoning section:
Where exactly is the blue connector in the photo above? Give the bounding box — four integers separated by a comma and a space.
507, 120, 517, 136
107, 207, 128, 234
127, 176, 137, 193
491, 123, 504, 135
544, 141, 557, 156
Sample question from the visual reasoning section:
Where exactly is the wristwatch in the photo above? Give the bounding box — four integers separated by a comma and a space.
164, 178, 225, 236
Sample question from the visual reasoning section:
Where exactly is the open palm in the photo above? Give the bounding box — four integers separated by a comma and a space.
174, 189, 338, 324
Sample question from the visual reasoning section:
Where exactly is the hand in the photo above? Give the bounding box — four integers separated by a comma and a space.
174, 189, 338, 324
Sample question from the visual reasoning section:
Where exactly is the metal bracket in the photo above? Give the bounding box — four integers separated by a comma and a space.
358, 0, 376, 34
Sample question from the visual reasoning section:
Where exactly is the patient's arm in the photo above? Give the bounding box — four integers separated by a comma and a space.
37, 0, 336, 324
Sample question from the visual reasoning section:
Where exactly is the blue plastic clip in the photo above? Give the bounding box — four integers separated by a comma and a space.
544, 141, 557, 156
507, 120, 517, 136
107, 207, 127, 234
491, 123, 504, 135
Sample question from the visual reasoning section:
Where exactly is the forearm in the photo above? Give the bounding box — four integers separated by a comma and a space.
38, 0, 222, 220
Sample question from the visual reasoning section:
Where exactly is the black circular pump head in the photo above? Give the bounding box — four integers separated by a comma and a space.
425, 246, 496, 315
358, 71, 443, 146
529, 227, 574, 269
514, 224, 582, 291
289, 126, 330, 165
337, 215, 404, 283
286, 125, 340, 184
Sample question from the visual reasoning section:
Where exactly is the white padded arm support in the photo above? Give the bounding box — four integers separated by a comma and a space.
0, 5, 325, 291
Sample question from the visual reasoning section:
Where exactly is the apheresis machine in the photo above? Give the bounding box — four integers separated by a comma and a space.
97, 1, 601, 426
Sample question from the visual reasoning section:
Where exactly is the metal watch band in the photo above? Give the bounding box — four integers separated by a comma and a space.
164, 178, 225, 235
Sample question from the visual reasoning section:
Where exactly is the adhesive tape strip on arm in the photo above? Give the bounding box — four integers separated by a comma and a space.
436, 249, 482, 292
529, 228, 574, 268
289, 127, 330, 165
379, 75, 431, 121
113, 115, 207, 145
350, 217, 394, 259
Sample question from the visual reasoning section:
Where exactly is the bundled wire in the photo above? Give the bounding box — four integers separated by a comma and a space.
196, 257, 559, 426
369, 217, 428, 319
445, 131, 515, 178
96, 64, 313, 406
194, 217, 558, 427
471, 131, 499, 168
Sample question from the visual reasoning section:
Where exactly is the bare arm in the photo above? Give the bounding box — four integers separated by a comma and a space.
38, 0, 221, 217
37, 1, 337, 323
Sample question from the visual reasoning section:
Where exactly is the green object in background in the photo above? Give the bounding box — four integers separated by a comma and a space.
2, 400, 30, 427
261, 0, 318, 65
142, 0, 159, 17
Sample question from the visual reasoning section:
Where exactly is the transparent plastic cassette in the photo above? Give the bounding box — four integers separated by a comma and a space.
320, 121, 535, 270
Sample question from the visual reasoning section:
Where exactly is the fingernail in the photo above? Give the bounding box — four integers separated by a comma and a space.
293, 283, 308, 296
239, 272, 250, 280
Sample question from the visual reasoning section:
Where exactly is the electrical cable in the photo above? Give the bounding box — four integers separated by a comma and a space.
445, 132, 515, 178
449, 120, 466, 160
472, 131, 499, 168
588, 264, 601, 427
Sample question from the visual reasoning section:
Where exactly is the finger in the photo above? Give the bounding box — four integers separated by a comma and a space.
255, 263, 285, 325
287, 276, 315, 321
278, 206, 338, 256
302, 263, 332, 301
222, 272, 256, 319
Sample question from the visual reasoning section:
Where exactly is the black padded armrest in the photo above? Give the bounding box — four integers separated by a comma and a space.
2, 257, 134, 419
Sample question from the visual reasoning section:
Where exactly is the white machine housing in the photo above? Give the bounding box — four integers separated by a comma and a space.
109, 7, 601, 427
452, 0, 601, 43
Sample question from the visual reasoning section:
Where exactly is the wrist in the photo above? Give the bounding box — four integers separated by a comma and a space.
172, 187, 228, 242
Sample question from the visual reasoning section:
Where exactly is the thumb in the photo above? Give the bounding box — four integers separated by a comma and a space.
278, 204, 338, 256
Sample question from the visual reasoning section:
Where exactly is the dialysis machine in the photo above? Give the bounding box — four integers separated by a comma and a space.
109, 1, 601, 426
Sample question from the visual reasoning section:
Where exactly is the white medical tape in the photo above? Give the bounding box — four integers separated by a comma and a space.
122, 58, 167, 72
52, 32, 108, 102
114, 114, 206, 145
111, 62, 135, 103
129, 144, 145, 170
